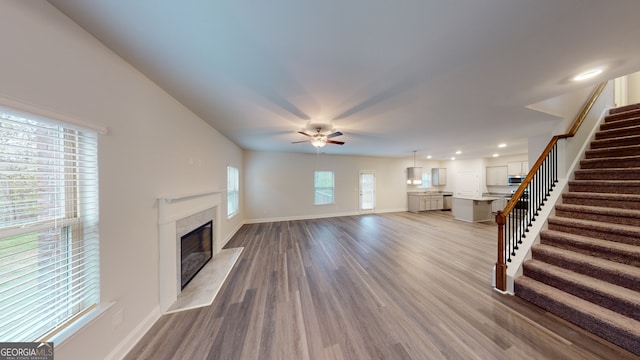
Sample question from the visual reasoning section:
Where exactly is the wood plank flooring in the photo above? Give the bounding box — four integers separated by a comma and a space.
124, 212, 640, 359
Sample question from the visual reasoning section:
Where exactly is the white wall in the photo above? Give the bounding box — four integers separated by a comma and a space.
243, 151, 409, 222
628, 71, 640, 104
0, 2, 243, 359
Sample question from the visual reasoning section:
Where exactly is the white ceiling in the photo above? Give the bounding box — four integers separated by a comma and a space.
48, 0, 640, 160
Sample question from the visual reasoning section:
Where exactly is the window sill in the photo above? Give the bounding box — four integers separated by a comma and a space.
48, 302, 114, 346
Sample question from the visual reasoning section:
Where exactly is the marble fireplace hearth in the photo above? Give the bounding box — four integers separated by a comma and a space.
158, 191, 242, 314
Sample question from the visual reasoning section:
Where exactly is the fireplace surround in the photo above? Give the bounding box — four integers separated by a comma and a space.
158, 191, 239, 313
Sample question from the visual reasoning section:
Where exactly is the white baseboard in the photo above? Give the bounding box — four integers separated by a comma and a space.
221, 221, 244, 248
105, 306, 160, 360
245, 209, 412, 224
373, 208, 408, 214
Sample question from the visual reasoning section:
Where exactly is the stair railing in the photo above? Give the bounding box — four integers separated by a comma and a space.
494, 81, 608, 292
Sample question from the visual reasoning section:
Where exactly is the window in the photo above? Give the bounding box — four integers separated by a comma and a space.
314, 171, 334, 205
0, 109, 99, 342
418, 172, 431, 188
227, 166, 239, 217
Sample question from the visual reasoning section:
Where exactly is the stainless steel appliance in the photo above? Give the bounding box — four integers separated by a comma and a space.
507, 176, 524, 186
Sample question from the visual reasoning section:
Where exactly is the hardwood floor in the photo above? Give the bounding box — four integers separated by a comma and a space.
124, 212, 640, 359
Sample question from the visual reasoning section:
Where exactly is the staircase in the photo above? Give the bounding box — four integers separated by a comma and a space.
514, 104, 640, 355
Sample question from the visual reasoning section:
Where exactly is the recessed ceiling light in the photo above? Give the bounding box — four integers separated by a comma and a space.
493, 153, 499, 157
427, 155, 432, 159
455, 150, 462, 155
498, 143, 507, 148
573, 68, 603, 81
451, 157, 456, 160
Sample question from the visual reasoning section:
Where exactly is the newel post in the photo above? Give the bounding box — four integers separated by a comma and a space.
495, 211, 507, 291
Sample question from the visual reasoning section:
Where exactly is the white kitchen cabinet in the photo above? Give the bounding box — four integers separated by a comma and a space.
432, 168, 447, 185
486, 166, 508, 186
491, 197, 507, 212
408, 194, 444, 212
408, 195, 425, 213
507, 161, 529, 176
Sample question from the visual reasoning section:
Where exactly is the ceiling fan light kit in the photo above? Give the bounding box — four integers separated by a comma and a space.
292, 121, 345, 148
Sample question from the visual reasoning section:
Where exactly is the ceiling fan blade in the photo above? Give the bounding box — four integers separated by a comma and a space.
292, 140, 308, 144
297, 131, 311, 137
327, 140, 345, 145
326, 131, 343, 139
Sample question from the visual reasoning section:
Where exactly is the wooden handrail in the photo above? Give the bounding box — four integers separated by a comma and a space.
502, 81, 607, 214
495, 81, 607, 291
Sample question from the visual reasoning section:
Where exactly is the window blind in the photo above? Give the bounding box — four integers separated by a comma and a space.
0, 109, 99, 342
227, 166, 239, 217
314, 171, 334, 205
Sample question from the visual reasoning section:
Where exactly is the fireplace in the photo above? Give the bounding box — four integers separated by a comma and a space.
180, 221, 213, 289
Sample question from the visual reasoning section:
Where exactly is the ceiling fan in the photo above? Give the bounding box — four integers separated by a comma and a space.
292, 122, 345, 148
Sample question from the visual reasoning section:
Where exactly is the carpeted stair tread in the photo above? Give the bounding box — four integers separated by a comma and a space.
574, 168, 640, 181
562, 192, 640, 210
585, 144, 640, 159
523, 260, 640, 321
595, 124, 640, 140
515, 276, 640, 354
531, 244, 640, 291
568, 179, 640, 194
600, 116, 640, 131
606, 105, 640, 117
579, 155, 640, 169
548, 216, 640, 245
590, 134, 640, 149
555, 203, 640, 226
514, 104, 640, 355
540, 229, 640, 266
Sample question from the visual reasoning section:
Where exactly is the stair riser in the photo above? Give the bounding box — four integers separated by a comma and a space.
596, 127, 640, 140
606, 106, 640, 119
580, 158, 640, 169
562, 195, 640, 210
515, 280, 640, 355
568, 183, 640, 194
609, 104, 640, 116
574, 170, 640, 181
522, 264, 640, 321
555, 209, 640, 227
547, 222, 640, 246
531, 249, 640, 291
590, 136, 640, 149
540, 235, 640, 267
585, 147, 640, 159
605, 104, 640, 119
601, 117, 640, 130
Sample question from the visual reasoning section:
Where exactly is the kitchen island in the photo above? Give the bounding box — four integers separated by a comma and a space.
452, 196, 500, 222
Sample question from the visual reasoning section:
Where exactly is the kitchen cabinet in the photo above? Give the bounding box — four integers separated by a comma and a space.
491, 197, 508, 212
431, 168, 447, 185
408, 194, 444, 212
507, 161, 529, 176
486, 166, 508, 186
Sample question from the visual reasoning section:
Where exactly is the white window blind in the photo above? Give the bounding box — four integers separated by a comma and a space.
227, 166, 239, 217
0, 109, 99, 342
314, 171, 334, 205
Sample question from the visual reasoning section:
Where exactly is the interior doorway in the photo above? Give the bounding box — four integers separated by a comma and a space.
359, 171, 376, 213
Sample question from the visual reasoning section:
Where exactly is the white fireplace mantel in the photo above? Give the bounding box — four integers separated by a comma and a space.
157, 191, 224, 313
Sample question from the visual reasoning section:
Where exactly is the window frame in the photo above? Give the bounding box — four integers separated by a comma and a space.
418, 172, 432, 188
314, 170, 335, 205
0, 106, 100, 342
227, 165, 239, 218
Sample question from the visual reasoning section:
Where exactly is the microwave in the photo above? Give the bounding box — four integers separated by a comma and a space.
507, 176, 524, 185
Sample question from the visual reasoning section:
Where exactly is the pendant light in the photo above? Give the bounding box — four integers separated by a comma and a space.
406, 151, 423, 185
